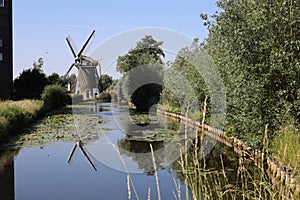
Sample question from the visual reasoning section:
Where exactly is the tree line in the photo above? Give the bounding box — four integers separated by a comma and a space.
116, 0, 300, 148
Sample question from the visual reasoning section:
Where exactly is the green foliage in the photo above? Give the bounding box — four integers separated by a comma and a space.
131, 83, 162, 111
0, 100, 43, 141
203, 0, 300, 147
270, 120, 300, 170
98, 74, 113, 93
13, 114, 80, 147
41, 85, 70, 112
13, 68, 48, 100
47, 73, 68, 87
161, 39, 209, 114
117, 35, 165, 111
33, 57, 44, 71
66, 74, 77, 93
99, 91, 111, 101
117, 35, 165, 73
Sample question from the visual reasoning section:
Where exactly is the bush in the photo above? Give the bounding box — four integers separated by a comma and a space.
41, 85, 70, 112
99, 92, 111, 101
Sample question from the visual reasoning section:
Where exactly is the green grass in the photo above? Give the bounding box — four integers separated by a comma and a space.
0, 100, 44, 141
270, 121, 300, 174
155, 104, 299, 199
174, 140, 294, 200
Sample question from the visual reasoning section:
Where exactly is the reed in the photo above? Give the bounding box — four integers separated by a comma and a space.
176, 140, 295, 199
270, 121, 300, 172
108, 142, 140, 200
172, 101, 294, 199
150, 143, 161, 200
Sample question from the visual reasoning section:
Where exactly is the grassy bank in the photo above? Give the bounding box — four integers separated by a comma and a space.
175, 144, 294, 200
0, 100, 44, 142
158, 104, 300, 197
270, 121, 300, 171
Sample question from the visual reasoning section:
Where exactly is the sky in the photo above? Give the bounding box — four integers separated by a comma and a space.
13, 0, 219, 79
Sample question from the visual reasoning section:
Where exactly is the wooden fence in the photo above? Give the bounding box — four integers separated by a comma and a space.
157, 109, 300, 198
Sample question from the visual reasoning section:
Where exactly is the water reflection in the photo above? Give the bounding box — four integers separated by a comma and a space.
0, 150, 16, 200
118, 139, 164, 175
0, 102, 248, 199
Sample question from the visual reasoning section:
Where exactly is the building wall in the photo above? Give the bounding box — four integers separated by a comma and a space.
0, 0, 13, 99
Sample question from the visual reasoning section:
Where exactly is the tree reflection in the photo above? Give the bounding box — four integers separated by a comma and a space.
116, 112, 186, 175
118, 139, 164, 175
0, 150, 17, 200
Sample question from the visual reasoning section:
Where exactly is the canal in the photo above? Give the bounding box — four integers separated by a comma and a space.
0, 102, 252, 200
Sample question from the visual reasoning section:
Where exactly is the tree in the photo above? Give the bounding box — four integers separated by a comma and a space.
202, 0, 300, 146
67, 74, 77, 93
98, 74, 113, 93
47, 73, 68, 87
13, 68, 47, 100
33, 57, 44, 72
117, 35, 165, 73
116, 35, 165, 111
164, 39, 208, 106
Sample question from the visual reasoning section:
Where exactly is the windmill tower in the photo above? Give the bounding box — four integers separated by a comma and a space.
65, 30, 100, 99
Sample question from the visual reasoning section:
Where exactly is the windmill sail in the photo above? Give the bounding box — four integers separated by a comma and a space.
65, 30, 100, 99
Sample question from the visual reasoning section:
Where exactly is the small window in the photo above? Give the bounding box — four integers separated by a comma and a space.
0, 0, 4, 7
0, 53, 3, 61
0, 39, 3, 47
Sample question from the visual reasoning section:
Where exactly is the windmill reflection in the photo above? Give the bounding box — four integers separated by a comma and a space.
67, 140, 98, 172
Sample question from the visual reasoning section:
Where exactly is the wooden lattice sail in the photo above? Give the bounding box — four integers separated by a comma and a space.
65, 30, 100, 99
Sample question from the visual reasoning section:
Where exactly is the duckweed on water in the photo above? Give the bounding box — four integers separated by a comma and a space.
11, 113, 113, 148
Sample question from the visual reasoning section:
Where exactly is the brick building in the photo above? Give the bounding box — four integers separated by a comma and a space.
0, 0, 13, 99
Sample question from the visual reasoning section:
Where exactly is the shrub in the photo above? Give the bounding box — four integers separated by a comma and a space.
1, 107, 26, 133
99, 92, 111, 101
41, 85, 70, 112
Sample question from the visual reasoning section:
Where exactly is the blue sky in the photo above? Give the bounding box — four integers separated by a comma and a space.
13, 0, 218, 78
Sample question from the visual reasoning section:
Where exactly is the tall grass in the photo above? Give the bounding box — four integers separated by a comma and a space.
159, 100, 296, 199
270, 120, 300, 185
172, 102, 295, 199
175, 138, 295, 200
0, 100, 43, 141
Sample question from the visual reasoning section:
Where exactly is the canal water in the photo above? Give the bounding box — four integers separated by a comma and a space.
0, 103, 240, 200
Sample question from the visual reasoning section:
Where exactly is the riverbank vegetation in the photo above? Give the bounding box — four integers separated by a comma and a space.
0, 85, 70, 143
158, 0, 300, 172
113, 0, 300, 197
0, 100, 43, 141
0, 57, 75, 142
116, 35, 164, 111
172, 141, 295, 199
202, 1, 300, 184
271, 121, 300, 169
202, 0, 300, 148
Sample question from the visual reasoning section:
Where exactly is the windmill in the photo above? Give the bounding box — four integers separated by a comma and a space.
65, 30, 100, 99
